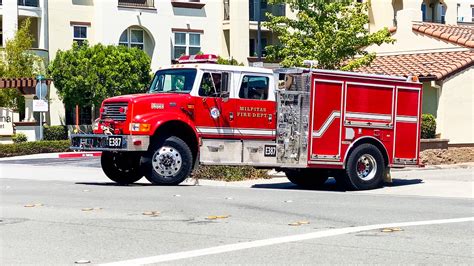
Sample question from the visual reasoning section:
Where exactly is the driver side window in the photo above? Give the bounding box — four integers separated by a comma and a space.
199, 72, 222, 97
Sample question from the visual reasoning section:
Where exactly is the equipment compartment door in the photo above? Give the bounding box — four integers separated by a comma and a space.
393, 86, 421, 164
309, 79, 344, 161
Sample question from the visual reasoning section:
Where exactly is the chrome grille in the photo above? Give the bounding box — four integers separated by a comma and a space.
101, 102, 128, 121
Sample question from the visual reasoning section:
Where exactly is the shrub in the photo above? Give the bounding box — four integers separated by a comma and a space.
0, 140, 70, 158
193, 165, 270, 182
44, 125, 68, 140
12, 133, 28, 143
421, 114, 436, 139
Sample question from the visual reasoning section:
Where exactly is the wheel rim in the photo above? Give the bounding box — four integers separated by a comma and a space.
152, 146, 182, 177
356, 154, 377, 181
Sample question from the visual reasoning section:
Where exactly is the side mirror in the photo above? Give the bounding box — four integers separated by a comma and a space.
221, 91, 230, 102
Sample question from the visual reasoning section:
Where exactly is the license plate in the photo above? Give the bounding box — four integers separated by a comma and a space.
107, 136, 123, 148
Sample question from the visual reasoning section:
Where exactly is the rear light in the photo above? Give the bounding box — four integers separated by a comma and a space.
130, 123, 151, 133
407, 75, 419, 82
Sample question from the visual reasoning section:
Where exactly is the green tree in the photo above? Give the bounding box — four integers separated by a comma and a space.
49, 43, 152, 123
0, 18, 45, 110
264, 0, 395, 70
217, 56, 244, 66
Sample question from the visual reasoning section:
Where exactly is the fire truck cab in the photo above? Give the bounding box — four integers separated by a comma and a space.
71, 54, 422, 190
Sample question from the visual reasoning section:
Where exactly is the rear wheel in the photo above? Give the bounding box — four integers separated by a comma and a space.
101, 151, 143, 185
341, 143, 385, 190
144, 136, 193, 185
285, 169, 329, 188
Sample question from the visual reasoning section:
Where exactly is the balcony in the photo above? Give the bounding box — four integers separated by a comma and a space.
18, 0, 39, 7
118, 0, 154, 9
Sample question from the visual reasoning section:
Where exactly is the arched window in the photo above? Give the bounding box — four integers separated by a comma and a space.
119, 28, 145, 50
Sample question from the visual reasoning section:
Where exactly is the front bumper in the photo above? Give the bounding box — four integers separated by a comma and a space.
70, 134, 150, 151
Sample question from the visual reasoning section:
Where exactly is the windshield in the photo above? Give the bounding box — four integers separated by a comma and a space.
149, 69, 197, 93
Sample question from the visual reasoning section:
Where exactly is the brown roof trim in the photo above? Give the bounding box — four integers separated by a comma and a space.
14, 121, 39, 127
171, 28, 204, 34
70, 21, 92, 26
171, 0, 205, 9
0, 78, 52, 95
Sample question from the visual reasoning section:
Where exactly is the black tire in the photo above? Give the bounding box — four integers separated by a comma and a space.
342, 143, 385, 190
101, 151, 143, 185
285, 168, 329, 188
144, 136, 193, 185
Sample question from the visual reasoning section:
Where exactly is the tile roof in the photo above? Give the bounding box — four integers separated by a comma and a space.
412, 23, 474, 48
356, 50, 474, 81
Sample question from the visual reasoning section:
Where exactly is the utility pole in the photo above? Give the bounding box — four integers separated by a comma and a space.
256, 0, 262, 61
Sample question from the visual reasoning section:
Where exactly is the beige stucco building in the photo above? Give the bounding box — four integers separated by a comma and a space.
360, 0, 474, 144
45, 0, 290, 126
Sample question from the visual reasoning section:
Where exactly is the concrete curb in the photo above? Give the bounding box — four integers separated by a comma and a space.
0, 152, 102, 161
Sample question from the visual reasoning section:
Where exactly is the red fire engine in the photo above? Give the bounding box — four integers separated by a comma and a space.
71, 54, 422, 190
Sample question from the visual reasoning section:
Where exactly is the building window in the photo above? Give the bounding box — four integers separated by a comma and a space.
173, 32, 201, 59
119, 28, 144, 50
73, 25, 87, 45
472, 5, 474, 22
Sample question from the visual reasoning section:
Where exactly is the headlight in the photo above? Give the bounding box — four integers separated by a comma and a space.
129, 123, 151, 133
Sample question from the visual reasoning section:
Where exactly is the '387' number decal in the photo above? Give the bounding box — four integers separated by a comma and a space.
107, 136, 122, 148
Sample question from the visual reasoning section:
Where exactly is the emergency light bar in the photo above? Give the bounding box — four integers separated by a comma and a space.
177, 54, 218, 64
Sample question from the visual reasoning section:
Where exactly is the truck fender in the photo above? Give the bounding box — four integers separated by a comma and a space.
342, 136, 389, 169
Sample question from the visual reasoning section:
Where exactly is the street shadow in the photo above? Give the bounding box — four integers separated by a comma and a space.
252, 178, 424, 192
252, 178, 348, 192
75, 182, 154, 187
75, 182, 198, 187
386, 178, 424, 187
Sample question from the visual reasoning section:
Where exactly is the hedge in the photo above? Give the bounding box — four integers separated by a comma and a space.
0, 140, 71, 158
12, 133, 28, 143
193, 165, 270, 182
44, 125, 69, 141
421, 114, 436, 139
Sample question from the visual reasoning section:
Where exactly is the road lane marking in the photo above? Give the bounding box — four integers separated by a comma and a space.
100, 217, 474, 265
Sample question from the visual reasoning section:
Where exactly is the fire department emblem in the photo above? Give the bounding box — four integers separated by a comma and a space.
210, 107, 220, 119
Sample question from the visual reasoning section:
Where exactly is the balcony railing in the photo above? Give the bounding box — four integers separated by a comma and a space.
18, 0, 39, 7
118, 0, 154, 8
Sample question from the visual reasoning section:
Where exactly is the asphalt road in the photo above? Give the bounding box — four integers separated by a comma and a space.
1, 158, 473, 265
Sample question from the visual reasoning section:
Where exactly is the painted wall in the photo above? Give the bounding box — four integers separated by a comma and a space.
422, 82, 439, 117
47, 0, 224, 125
47, 0, 95, 125
436, 67, 473, 143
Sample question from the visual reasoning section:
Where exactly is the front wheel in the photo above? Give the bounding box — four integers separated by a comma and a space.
144, 136, 193, 185
285, 169, 329, 188
101, 151, 143, 185
341, 143, 385, 190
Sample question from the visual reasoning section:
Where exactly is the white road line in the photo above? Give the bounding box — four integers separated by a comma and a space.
100, 217, 474, 266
